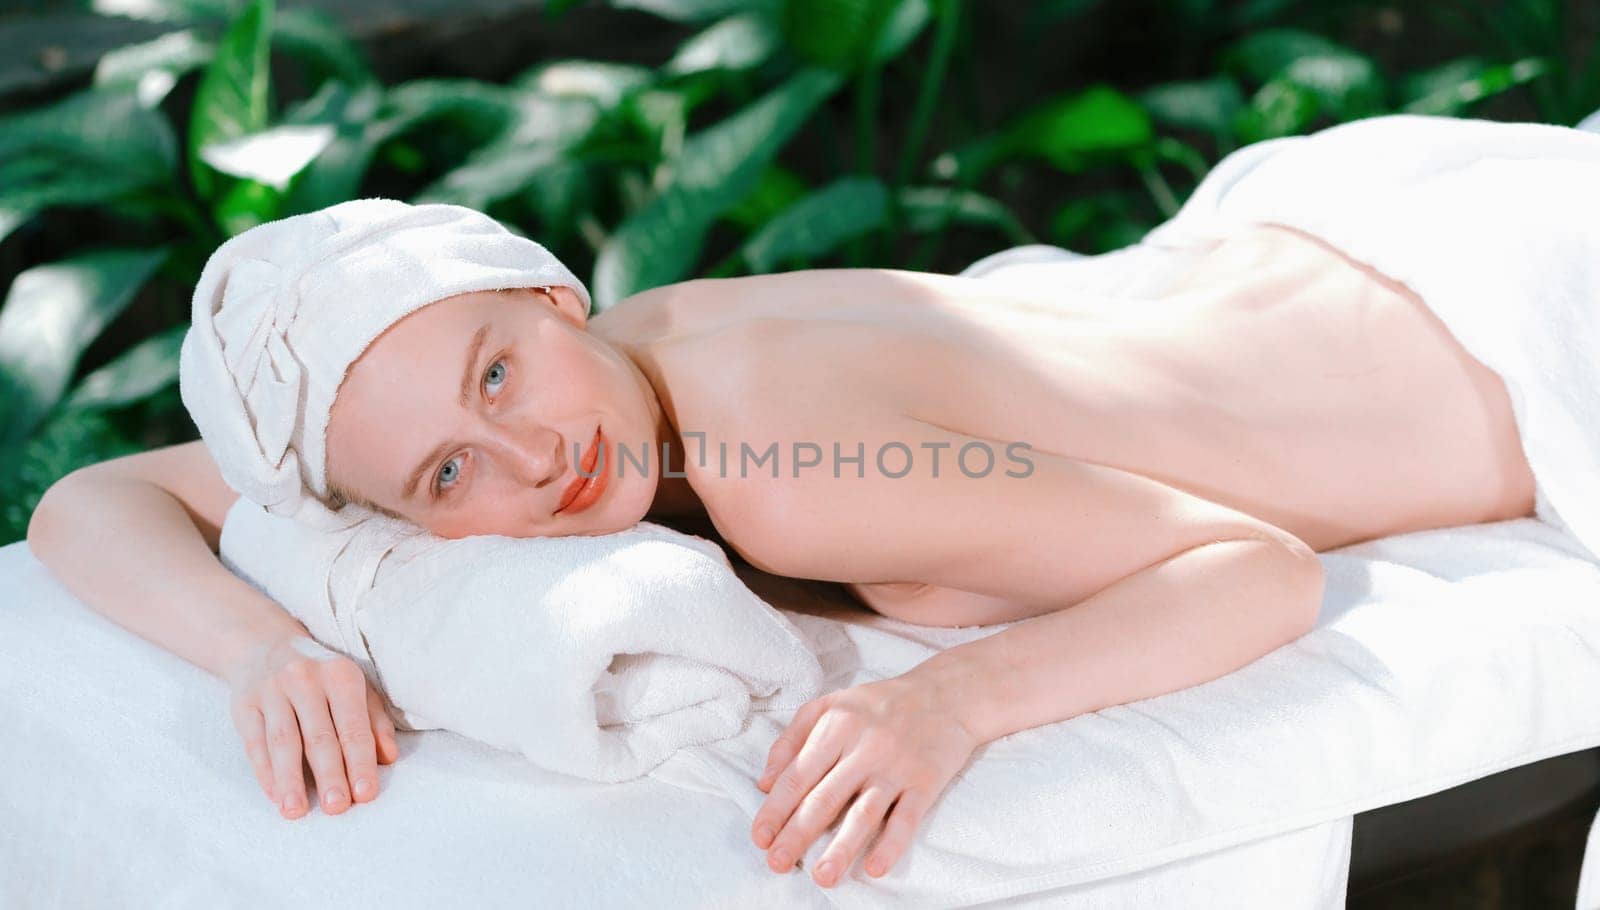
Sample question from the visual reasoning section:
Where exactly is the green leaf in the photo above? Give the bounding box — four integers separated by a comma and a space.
516, 159, 592, 247
94, 0, 244, 22
188, 0, 275, 203
0, 248, 170, 446
1, 408, 143, 547
740, 177, 889, 272
722, 165, 810, 230
0, 208, 31, 246
198, 123, 336, 189
412, 93, 602, 209
1002, 85, 1153, 175
898, 187, 1032, 244
1226, 29, 1347, 83
213, 179, 282, 235
93, 28, 216, 108
665, 13, 783, 77
1234, 77, 1320, 143
610, 0, 776, 21
371, 79, 520, 148
63, 325, 188, 412
623, 88, 690, 154
1400, 57, 1549, 116
1224, 29, 1382, 121
512, 61, 654, 111
413, 144, 567, 210
870, 0, 931, 63
1048, 191, 1150, 253
1138, 76, 1245, 138
279, 79, 385, 215
272, 7, 376, 88
593, 68, 844, 309
0, 87, 179, 216
782, 0, 899, 71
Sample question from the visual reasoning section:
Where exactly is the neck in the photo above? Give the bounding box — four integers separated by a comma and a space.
606, 334, 703, 522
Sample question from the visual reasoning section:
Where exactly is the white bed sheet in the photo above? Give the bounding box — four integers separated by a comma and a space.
6, 510, 1600, 907
0, 538, 1349, 909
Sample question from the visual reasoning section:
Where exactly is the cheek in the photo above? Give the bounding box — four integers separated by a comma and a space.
536, 338, 619, 405
464, 468, 561, 524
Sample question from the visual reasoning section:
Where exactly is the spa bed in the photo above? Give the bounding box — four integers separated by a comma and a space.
6, 511, 1600, 908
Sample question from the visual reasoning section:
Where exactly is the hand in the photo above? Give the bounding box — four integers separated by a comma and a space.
749, 673, 982, 888
224, 634, 400, 820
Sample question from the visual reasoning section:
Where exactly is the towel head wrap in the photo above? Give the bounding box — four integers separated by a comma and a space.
178, 197, 591, 532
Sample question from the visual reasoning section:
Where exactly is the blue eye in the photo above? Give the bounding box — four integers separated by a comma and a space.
485, 358, 507, 394
434, 456, 462, 496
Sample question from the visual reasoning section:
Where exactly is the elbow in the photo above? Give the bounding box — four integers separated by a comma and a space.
25, 473, 72, 561
1278, 539, 1325, 642
27, 468, 101, 562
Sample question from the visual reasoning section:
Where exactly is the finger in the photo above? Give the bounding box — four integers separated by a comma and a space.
752, 716, 842, 850
758, 698, 828, 793
259, 688, 308, 819
368, 686, 400, 766
766, 753, 865, 875
812, 783, 896, 888
323, 662, 380, 804
282, 672, 352, 816
229, 697, 275, 801
866, 786, 935, 878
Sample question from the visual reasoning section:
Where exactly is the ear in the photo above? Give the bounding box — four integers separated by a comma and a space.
536, 285, 589, 329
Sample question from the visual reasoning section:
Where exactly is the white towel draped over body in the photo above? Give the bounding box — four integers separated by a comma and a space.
219, 502, 824, 783
1103, 114, 1600, 562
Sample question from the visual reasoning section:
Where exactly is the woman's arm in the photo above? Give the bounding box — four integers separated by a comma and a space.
26, 441, 399, 819
28, 442, 298, 677
738, 414, 1325, 884
909, 534, 1322, 742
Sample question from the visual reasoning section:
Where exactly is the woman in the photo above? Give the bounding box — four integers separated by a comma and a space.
25, 117, 1544, 890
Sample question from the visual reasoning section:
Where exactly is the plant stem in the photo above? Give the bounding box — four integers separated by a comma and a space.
1136, 158, 1179, 219
849, 57, 882, 266
892, 0, 960, 193
887, 0, 960, 256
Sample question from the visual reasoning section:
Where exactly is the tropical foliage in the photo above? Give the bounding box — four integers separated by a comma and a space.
1, 0, 1592, 543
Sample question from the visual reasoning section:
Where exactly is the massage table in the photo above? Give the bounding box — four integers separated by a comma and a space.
6, 512, 1600, 908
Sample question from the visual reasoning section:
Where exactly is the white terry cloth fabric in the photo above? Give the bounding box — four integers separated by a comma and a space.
5, 517, 1598, 908
178, 198, 590, 533
0, 525, 1353, 908
217, 498, 825, 784
1143, 114, 1600, 561
646, 517, 1600, 907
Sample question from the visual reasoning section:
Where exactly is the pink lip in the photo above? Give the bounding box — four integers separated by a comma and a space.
556, 426, 607, 516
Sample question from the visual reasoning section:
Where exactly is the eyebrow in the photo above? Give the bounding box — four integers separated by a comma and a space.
400, 322, 491, 503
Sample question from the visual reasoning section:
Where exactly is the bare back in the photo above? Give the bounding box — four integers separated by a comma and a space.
594, 225, 1536, 621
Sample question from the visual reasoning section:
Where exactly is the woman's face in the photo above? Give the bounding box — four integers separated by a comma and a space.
325, 286, 662, 539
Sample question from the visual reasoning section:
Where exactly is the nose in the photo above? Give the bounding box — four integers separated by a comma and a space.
496, 426, 565, 488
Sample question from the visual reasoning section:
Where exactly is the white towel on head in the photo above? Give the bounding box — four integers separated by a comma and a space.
178, 198, 591, 532
218, 496, 826, 783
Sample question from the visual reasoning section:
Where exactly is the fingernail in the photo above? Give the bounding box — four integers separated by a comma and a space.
868, 859, 885, 877
354, 778, 375, 798
324, 789, 346, 808
815, 860, 835, 884
282, 796, 301, 815
772, 850, 791, 869
755, 825, 774, 845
